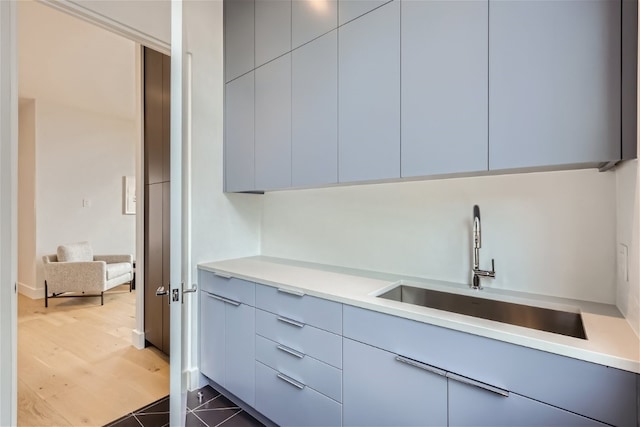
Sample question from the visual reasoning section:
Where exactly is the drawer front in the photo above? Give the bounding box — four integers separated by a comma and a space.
256, 309, 342, 369
255, 283, 342, 334
255, 361, 342, 427
256, 334, 342, 402
199, 269, 255, 306
343, 305, 637, 427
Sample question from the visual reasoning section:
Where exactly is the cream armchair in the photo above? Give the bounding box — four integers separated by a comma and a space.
42, 242, 133, 307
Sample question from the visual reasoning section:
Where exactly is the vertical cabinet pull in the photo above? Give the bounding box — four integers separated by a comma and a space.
277, 373, 306, 390
277, 316, 305, 328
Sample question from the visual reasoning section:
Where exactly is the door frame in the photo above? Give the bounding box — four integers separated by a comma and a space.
0, 1, 175, 422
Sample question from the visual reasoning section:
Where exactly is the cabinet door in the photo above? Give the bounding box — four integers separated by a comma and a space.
343, 338, 447, 426
292, 31, 338, 187
448, 379, 606, 427
255, 54, 292, 190
200, 292, 226, 387
292, 0, 337, 48
255, 361, 342, 427
401, 0, 488, 177
224, 0, 255, 82
225, 303, 256, 406
255, 0, 291, 67
338, 0, 400, 183
224, 72, 254, 192
338, 0, 391, 25
489, 0, 620, 170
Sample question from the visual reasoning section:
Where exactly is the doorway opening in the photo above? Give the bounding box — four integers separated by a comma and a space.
16, 1, 169, 425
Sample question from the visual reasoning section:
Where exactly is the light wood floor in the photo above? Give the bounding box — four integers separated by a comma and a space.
18, 286, 169, 427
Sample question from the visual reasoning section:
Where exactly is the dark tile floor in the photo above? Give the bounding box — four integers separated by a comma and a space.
105, 385, 265, 427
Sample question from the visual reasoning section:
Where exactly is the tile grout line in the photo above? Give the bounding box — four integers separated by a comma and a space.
214, 409, 243, 427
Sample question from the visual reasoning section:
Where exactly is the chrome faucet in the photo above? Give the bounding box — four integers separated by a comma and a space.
471, 205, 495, 290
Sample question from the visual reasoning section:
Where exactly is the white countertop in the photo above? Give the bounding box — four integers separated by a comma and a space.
199, 256, 640, 374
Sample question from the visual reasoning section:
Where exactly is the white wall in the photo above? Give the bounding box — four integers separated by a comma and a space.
262, 169, 618, 304
18, 100, 36, 295
31, 101, 136, 293
185, 0, 262, 386
616, 161, 640, 338
17, 1, 138, 297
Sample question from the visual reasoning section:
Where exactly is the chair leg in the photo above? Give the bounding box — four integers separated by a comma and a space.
101, 292, 104, 306
44, 281, 48, 308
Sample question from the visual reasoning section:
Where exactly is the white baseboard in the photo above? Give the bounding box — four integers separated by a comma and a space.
18, 282, 43, 300
131, 329, 145, 349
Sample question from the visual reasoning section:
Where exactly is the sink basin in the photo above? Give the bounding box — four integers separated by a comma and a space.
377, 284, 586, 339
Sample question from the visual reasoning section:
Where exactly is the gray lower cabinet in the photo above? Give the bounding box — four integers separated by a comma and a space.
255, 361, 342, 427
489, 0, 621, 170
200, 291, 255, 406
343, 338, 447, 426
401, 0, 488, 177
200, 291, 225, 386
255, 54, 292, 190
448, 379, 606, 427
338, 0, 400, 183
343, 304, 638, 427
199, 271, 256, 406
292, 30, 338, 187
224, 72, 254, 192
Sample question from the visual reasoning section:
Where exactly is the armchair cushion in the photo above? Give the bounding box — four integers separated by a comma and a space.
106, 262, 132, 280
57, 241, 93, 262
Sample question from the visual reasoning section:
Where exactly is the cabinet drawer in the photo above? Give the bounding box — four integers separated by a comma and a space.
199, 269, 255, 306
256, 309, 342, 369
256, 334, 342, 402
343, 305, 637, 427
255, 283, 342, 334
255, 361, 342, 427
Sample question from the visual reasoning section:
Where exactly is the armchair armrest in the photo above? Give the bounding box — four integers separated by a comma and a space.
44, 261, 107, 293
94, 254, 133, 264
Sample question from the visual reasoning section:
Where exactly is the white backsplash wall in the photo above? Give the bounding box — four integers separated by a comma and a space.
615, 160, 639, 336
261, 168, 618, 304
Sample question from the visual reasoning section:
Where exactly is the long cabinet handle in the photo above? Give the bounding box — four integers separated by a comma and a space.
213, 272, 232, 279
206, 293, 241, 307
277, 373, 306, 390
277, 316, 305, 328
277, 287, 305, 297
395, 355, 447, 377
446, 372, 509, 398
277, 344, 305, 359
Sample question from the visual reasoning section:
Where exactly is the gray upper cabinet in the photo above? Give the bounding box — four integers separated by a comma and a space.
401, 0, 488, 178
489, 0, 621, 170
338, 0, 400, 183
224, 72, 255, 192
255, 0, 291, 67
292, 31, 338, 187
338, 0, 391, 25
292, 0, 337, 48
224, 0, 255, 82
255, 54, 292, 190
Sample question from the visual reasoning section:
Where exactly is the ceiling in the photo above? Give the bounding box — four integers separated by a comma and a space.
18, 0, 137, 120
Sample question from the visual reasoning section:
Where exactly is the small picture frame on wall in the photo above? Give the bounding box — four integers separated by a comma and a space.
123, 176, 136, 215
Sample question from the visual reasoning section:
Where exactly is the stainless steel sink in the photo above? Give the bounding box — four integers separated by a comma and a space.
378, 284, 586, 339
